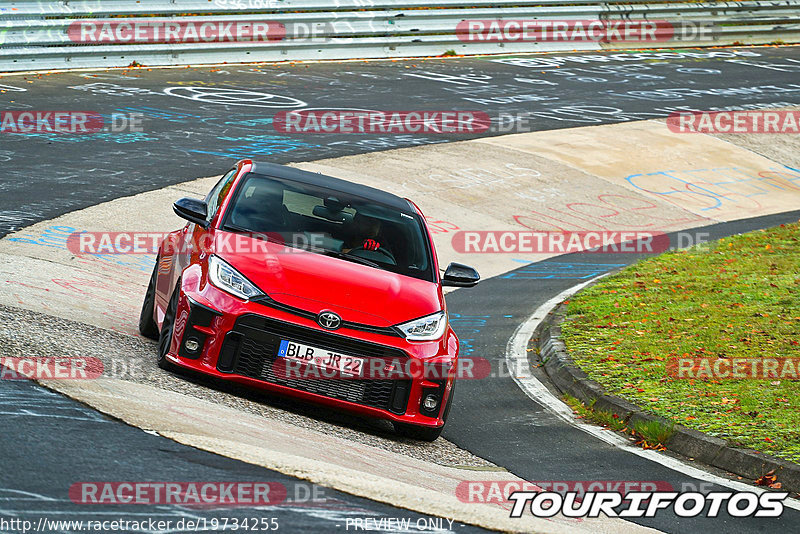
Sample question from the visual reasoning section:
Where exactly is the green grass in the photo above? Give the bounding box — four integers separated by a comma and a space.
564, 394, 628, 432
562, 222, 800, 462
563, 394, 675, 450
633, 418, 676, 447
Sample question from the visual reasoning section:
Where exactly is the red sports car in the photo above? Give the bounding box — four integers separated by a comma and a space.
139, 159, 479, 440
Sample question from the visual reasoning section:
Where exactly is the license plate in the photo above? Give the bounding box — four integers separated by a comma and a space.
277, 340, 366, 377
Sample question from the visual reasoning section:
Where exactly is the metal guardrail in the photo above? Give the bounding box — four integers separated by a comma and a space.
1, 0, 798, 71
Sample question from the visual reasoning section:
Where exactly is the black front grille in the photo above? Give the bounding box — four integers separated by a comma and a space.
219, 314, 411, 414
250, 295, 401, 337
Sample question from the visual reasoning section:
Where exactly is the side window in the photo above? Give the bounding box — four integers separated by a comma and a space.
205, 169, 237, 223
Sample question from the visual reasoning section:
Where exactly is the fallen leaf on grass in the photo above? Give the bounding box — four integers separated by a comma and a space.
755, 470, 778, 487
635, 439, 666, 451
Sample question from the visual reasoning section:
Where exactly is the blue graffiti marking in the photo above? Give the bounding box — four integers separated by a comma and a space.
449, 313, 491, 357
190, 135, 319, 158
625, 165, 800, 212
6, 226, 154, 272
502, 261, 626, 280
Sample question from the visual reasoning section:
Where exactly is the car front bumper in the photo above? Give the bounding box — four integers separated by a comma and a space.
163, 272, 458, 428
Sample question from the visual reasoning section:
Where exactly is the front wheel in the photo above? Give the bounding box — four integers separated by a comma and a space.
394, 382, 455, 442
394, 422, 443, 442
157, 285, 180, 372
138, 260, 160, 340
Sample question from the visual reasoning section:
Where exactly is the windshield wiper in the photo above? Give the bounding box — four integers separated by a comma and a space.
320, 250, 381, 269
223, 223, 258, 234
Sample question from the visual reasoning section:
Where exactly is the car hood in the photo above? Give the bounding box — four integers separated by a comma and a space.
214, 237, 441, 327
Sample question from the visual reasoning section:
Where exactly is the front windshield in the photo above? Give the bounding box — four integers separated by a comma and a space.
221, 172, 435, 282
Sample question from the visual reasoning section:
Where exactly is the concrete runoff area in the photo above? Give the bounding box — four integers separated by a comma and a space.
1, 118, 799, 532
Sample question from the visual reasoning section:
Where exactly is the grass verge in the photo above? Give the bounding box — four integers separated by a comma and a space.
563, 394, 674, 450
561, 222, 800, 462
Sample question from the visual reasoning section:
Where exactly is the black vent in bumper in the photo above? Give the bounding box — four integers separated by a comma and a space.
217, 314, 411, 414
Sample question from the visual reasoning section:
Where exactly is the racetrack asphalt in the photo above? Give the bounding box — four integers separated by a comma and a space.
2, 46, 800, 237
2, 46, 800, 533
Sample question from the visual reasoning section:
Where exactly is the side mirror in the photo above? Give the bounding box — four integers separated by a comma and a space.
173, 197, 209, 227
441, 262, 480, 288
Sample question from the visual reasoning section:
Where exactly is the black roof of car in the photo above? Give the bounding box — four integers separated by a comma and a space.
249, 161, 413, 213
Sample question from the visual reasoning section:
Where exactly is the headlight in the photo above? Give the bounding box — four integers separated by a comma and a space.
396, 311, 447, 341
208, 255, 264, 300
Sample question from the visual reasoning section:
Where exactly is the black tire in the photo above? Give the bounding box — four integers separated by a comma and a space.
138, 260, 160, 340
394, 381, 456, 442
394, 422, 443, 442
157, 284, 180, 371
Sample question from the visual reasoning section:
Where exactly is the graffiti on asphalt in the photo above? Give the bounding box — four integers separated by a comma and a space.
502, 261, 627, 279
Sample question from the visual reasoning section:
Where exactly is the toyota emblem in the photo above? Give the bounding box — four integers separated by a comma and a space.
317, 311, 342, 330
